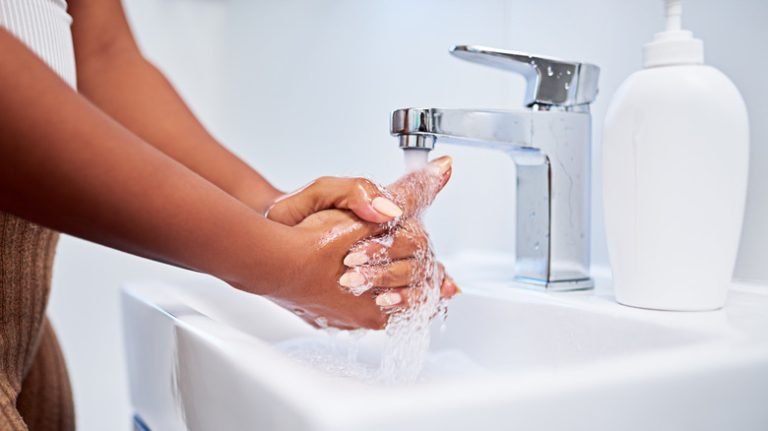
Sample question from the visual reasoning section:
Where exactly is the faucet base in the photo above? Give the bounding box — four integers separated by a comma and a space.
512, 276, 594, 292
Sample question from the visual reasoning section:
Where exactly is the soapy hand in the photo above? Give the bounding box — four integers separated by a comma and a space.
263, 157, 458, 329
266, 156, 454, 225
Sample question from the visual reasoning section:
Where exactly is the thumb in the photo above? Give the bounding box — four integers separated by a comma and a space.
385, 155, 452, 218
266, 176, 402, 226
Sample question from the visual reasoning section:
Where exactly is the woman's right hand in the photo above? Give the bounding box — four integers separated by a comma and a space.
256, 158, 454, 330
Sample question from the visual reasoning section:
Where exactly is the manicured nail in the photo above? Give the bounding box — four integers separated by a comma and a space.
339, 271, 366, 288
343, 252, 369, 267
371, 197, 403, 218
428, 156, 452, 176
375, 291, 402, 307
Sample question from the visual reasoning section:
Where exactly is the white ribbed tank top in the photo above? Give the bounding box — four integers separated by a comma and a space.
0, 0, 76, 87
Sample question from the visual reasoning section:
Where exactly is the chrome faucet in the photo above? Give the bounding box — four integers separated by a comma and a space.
390, 45, 600, 291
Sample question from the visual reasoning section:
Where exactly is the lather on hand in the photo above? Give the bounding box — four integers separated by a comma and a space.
262, 156, 459, 329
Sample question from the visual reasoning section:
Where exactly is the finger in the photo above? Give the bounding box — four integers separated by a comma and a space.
441, 274, 460, 299
374, 289, 407, 309
343, 221, 429, 267
365, 259, 422, 289
372, 264, 448, 311
385, 155, 453, 219
339, 259, 418, 297
435, 261, 458, 299
266, 176, 402, 226
373, 286, 427, 310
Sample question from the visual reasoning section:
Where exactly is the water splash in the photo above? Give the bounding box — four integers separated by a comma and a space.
283, 160, 449, 384
372, 158, 448, 382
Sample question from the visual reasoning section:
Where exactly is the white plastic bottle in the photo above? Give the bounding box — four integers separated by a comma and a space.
602, 0, 749, 310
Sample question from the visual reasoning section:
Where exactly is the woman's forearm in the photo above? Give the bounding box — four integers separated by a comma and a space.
0, 29, 291, 294
69, 0, 282, 214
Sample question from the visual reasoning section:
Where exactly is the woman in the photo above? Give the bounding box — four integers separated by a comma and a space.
0, 0, 458, 429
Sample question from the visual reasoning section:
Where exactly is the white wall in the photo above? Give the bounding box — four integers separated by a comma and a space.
48, 1, 768, 429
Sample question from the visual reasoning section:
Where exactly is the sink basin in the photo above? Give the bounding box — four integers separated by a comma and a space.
122, 255, 768, 431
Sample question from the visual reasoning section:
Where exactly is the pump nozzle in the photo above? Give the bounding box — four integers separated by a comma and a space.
643, 0, 703, 68
665, 0, 682, 31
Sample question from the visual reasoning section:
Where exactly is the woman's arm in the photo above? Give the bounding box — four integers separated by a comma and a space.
0, 28, 290, 293
67, 0, 282, 214
68, 0, 423, 226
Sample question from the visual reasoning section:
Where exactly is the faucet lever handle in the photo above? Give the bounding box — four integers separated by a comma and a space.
450, 45, 600, 108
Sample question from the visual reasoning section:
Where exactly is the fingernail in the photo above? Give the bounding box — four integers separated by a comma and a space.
372, 197, 403, 218
375, 291, 402, 307
343, 252, 369, 267
339, 271, 366, 288
428, 156, 452, 176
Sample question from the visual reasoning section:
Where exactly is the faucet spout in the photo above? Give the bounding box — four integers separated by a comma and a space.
392, 108, 533, 152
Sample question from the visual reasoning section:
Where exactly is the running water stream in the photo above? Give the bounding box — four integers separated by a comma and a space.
278, 152, 450, 384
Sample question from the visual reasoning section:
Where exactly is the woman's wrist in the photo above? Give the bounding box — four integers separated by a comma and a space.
222, 215, 304, 298
231, 178, 284, 215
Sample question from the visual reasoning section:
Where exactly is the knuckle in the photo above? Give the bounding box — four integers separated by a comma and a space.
314, 176, 334, 187
353, 177, 378, 193
399, 232, 428, 251
264, 203, 285, 221
380, 270, 396, 286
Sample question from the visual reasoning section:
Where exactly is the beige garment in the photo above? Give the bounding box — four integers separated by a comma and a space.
0, 213, 75, 430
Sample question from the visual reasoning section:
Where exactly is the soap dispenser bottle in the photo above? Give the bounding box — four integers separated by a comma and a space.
602, 0, 749, 310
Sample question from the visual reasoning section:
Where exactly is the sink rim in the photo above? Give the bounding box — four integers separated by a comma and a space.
122, 272, 768, 386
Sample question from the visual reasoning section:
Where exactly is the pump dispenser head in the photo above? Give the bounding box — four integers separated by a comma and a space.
643, 0, 704, 68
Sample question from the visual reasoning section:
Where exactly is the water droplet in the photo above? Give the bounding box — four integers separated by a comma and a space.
566, 69, 572, 75
547, 65, 554, 77
564, 82, 570, 90
534, 241, 540, 250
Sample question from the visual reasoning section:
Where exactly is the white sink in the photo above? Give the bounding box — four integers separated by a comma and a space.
122, 255, 768, 431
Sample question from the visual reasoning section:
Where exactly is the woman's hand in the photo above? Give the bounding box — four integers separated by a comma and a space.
260, 157, 459, 329
268, 156, 460, 303
266, 176, 403, 225
265, 156, 453, 226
